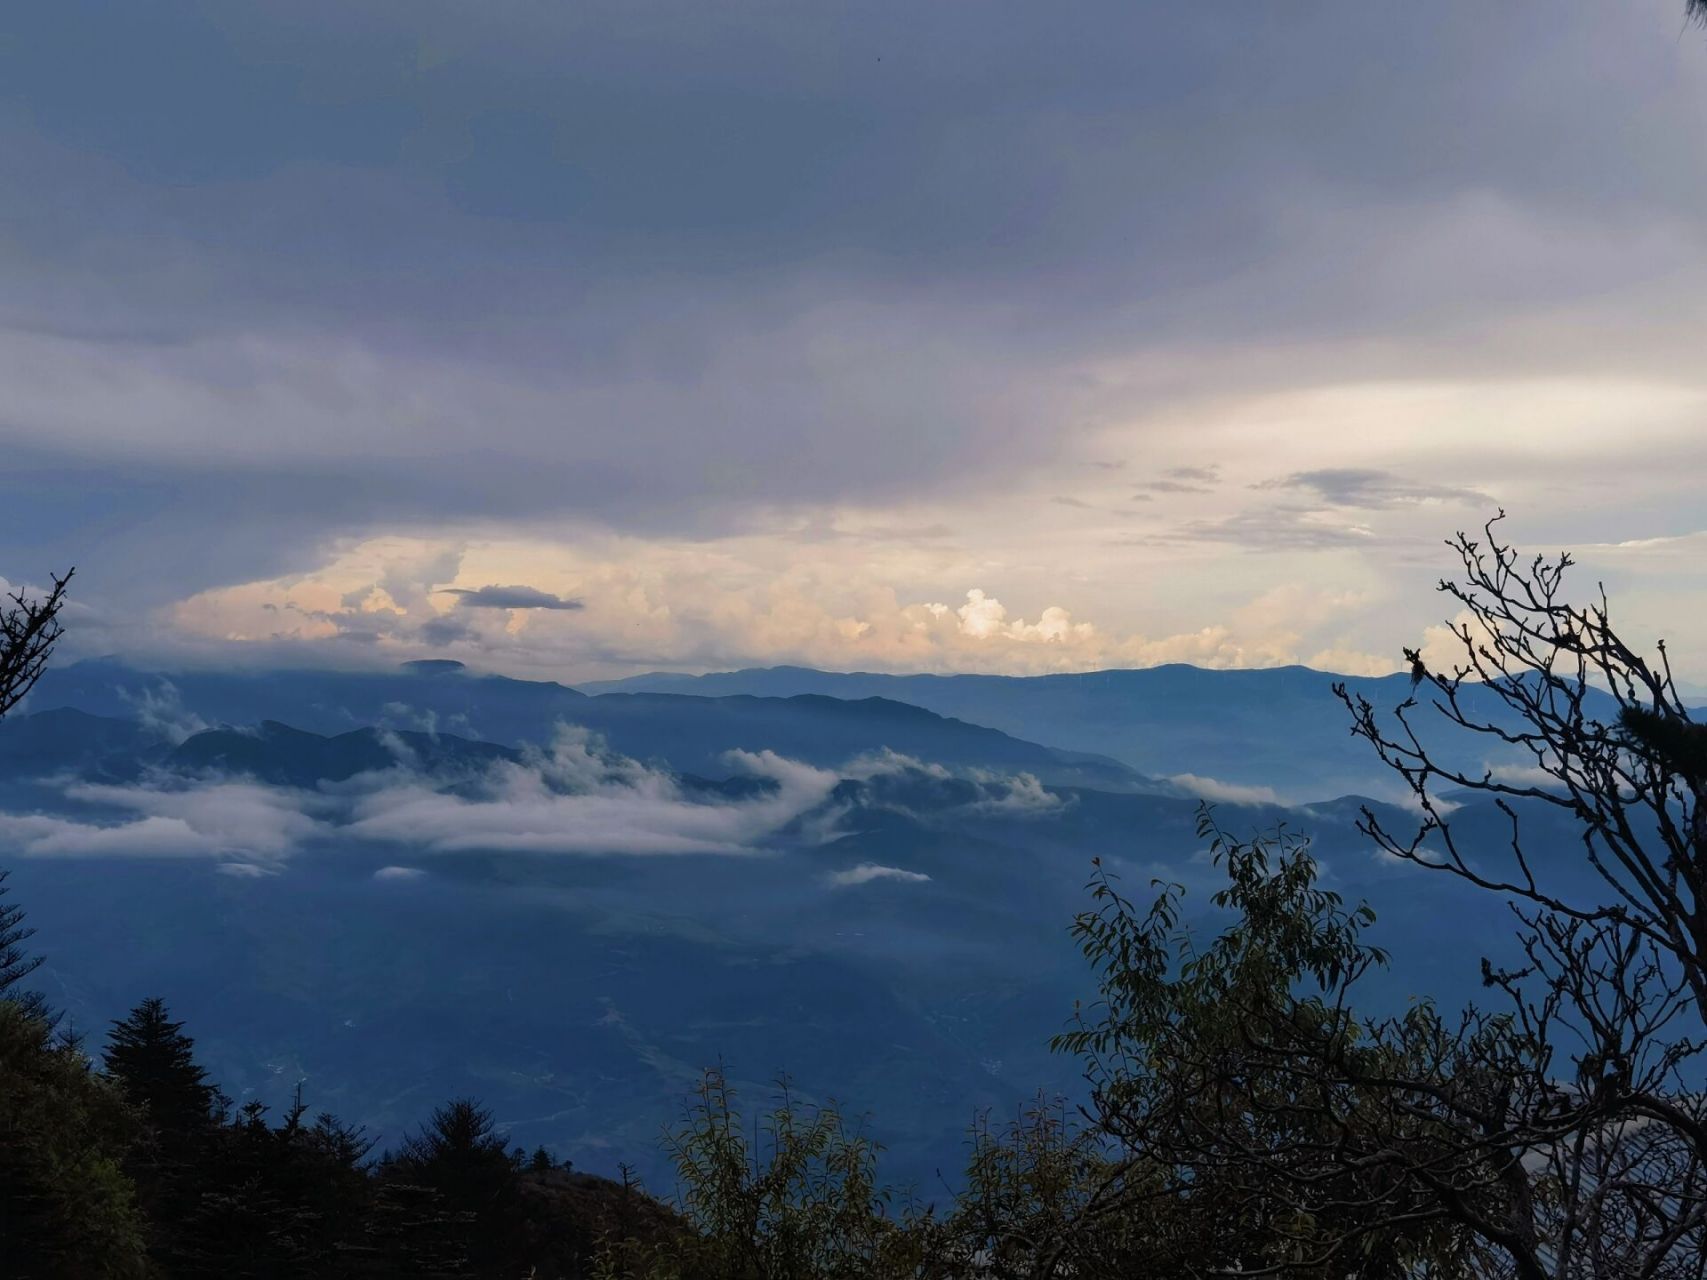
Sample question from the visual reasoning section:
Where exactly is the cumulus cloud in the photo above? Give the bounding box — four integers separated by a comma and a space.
826, 864, 933, 889
2, 3, 1706, 695
166, 532, 1413, 680
373, 865, 428, 881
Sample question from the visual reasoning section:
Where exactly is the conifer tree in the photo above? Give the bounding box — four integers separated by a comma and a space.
0, 569, 71, 1026
0, 869, 49, 1021
102, 997, 217, 1136
386, 1097, 523, 1272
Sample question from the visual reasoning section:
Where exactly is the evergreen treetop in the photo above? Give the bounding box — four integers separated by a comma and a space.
102, 997, 218, 1136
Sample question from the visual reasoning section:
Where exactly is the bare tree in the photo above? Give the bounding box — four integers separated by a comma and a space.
0, 567, 71, 1022
1, 567, 73, 722
1038, 517, 1707, 1278
1328, 512, 1707, 1276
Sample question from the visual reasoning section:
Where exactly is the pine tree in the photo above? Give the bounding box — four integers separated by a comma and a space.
385, 1098, 522, 1272
102, 997, 217, 1136
0, 570, 71, 1029
0, 868, 50, 1023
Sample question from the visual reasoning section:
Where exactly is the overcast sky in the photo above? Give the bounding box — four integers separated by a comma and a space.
4, 2, 1705, 682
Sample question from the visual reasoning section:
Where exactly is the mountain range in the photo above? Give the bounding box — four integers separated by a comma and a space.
578, 663, 1548, 801
0, 657, 1579, 1189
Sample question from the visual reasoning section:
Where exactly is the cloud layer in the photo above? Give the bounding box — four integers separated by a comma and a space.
4, 3, 1705, 680
0, 729, 1073, 873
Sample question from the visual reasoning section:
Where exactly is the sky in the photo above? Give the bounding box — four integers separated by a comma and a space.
3, 2, 1706, 684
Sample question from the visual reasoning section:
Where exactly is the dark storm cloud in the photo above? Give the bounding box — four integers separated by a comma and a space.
0, 0, 1702, 617
1133, 507, 1386, 553
441, 585, 583, 611
1138, 468, 1221, 496
418, 615, 477, 648
1257, 469, 1489, 509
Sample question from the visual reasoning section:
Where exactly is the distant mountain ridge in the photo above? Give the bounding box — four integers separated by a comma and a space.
577, 663, 1563, 801
23, 659, 1160, 792
0, 658, 1593, 1189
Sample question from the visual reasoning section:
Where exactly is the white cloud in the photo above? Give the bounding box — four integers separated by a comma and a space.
373, 865, 427, 881
0, 812, 233, 859
964, 771, 1066, 816
1167, 774, 1284, 807
166, 533, 1422, 682
0, 720, 1090, 871
330, 731, 820, 857
825, 864, 933, 889
116, 680, 210, 745
0, 780, 321, 860
341, 729, 844, 858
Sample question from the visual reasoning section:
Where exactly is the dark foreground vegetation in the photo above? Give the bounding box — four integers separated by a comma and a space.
7, 515, 1707, 1277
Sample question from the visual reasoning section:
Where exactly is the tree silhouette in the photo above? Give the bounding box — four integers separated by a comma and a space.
0, 1001, 148, 1277
385, 1097, 522, 1272
1320, 515, 1707, 1274
102, 998, 217, 1137
0, 568, 71, 1027
0, 870, 49, 1023
0, 568, 72, 722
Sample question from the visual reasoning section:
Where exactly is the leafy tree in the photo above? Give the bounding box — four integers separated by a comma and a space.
1050, 814, 1490, 1278
947, 1094, 1165, 1279
599, 1068, 947, 1280
1031, 516, 1707, 1277
0, 1000, 148, 1277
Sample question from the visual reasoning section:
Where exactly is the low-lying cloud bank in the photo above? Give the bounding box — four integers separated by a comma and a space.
0, 781, 321, 860
0, 729, 1065, 872
826, 864, 933, 889
343, 737, 838, 857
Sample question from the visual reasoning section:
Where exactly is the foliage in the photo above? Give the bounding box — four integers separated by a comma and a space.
1047, 814, 1492, 1278
0, 999, 149, 1278
1329, 513, 1707, 1276
596, 1067, 948, 1280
